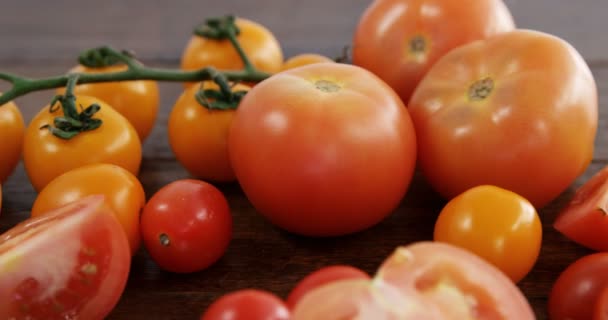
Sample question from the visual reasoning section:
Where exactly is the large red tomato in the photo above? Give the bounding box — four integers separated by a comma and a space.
292, 242, 535, 319
408, 29, 598, 208
353, 0, 515, 102
228, 63, 417, 237
0, 195, 130, 320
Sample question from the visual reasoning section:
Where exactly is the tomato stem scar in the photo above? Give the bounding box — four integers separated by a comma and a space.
159, 233, 171, 247
315, 80, 341, 93
468, 77, 495, 101
409, 35, 427, 54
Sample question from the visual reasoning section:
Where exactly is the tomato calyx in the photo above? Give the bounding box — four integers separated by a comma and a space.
194, 15, 241, 40
194, 71, 249, 110
78, 46, 136, 68
468, 77, 495, 101
40, 75, 103, 140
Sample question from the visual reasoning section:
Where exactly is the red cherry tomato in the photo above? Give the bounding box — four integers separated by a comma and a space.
201, 289, 290, 320
595, 286, 608, 320
286, 265, 370, 309
140, 179, 232, 273
0, 195, 130, 320
549, 253, 608, 320
554, 165, 608, 251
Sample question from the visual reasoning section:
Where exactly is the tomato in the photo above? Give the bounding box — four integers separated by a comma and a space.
0, 99, 25, 183
23, 95, 142, 192
181, 17, 283, 86
281, 54, 334, 71
228, 63, 417, 237
0, 184, 2, 215
286, 265, 370, 309
292, 242, 534, 319
353, 0, 515, 102
554, 165, 608, 251
549, 252, 608, 320
408, 29, 598, 208
140, 179, 232, 273
0, 195, 130, 320
200, 289, 290, 320
168, 81, 250, 182
30, 163, 145, 254
57, 64, 160, 141
433, 185, 542, 283
595, 286, 608, 320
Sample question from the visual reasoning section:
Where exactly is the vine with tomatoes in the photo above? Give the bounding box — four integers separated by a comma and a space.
0, 0, 604, 319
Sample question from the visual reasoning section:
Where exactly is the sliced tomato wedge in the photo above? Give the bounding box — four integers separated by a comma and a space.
292, 242, 534, 319
554, 165, 608, 251
0, 195, 130, 320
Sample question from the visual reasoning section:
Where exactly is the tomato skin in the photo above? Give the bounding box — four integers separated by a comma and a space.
30, 163, 146, 254
353, 0, 515, 102
0, 99, 25, 183
169, 82, 250, 182
181, 18, 283, 86
228, 63, 417, 237
409, 29, 598, 208
200, 289, 290, 320
434, 185, 542, 283
140, 179, 232, 273
281, 54, 334, 71
0, 195, 130, 320
23, 95, 142, 192
58, 64, 160, 141
554, 165, 608, 251
549, 253, 608, 320
286, 265, 370, 309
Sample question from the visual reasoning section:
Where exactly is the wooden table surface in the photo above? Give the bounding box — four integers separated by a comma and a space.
1, 1, 606, 319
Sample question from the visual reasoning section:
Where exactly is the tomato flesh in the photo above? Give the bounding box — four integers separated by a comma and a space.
0, 195, 130, 320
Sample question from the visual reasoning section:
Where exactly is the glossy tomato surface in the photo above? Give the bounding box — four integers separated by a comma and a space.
30, 163, 146, 254
292, 242, 535, 319
23, 95, 142, 192
555, 165, 608, 251
181, 17, 283, 86
200, 289, 290, 320
353, 0, 515, 102
169, 81, 250, 182
228, 63, 417, 237
281, 54, 334, 71
0, 99, 25, 183
434, 185, 542, 282
286, 265, 370, 309
549, 253, 608, 320
140, 179, 232, 273
58, 64, 160, 141
0, 195, 130, 320
409, 29, 598, 208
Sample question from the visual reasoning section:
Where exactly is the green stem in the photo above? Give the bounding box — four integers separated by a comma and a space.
226, 29, 255, 72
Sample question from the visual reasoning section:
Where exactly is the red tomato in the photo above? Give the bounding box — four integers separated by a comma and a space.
228, 63, 417, 236
200, 289, 290, 320
286, 265, 370, 309
353, 0, 515, 102
549, 253, 608, 320
595, 286, 608, 320
140, 179, 232, 273
292, 242, 535, 319
408, 29, 598, 208
0, 195, 130, 320
554, 165, 608, 251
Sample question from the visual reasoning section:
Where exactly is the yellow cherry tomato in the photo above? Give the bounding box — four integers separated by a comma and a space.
23, 95, 142, 192
31, 163, 145, 254
434, 185, 542, 283
281, 54, 334, 71
180, 17, 283, 87
169, 81, 250, 182
0, 99, 25, 183
57, 64, 160, 141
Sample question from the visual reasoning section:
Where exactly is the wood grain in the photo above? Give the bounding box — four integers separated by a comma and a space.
0, 1, 607, 319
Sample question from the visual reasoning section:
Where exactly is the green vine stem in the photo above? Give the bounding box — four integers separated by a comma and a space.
0, 15, 270, 107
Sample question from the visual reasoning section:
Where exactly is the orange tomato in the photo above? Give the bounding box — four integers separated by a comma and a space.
409, 29, 598, 208
434, 185, 542, 283
281, 54, 334, 71
168, 82, 250, 182
353, 0, 515, 102
57, 64, 160, 141
181, 17, 283, 86
31, 163, 146, 254
0, 99, 25, 183
23, 95, 142, 191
